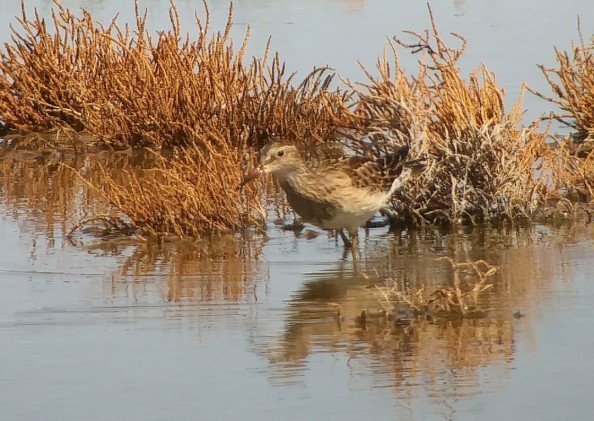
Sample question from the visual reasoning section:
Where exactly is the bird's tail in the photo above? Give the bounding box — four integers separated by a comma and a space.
378, 144, 409, 178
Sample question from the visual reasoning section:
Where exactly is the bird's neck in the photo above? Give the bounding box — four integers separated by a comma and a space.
272, 163, 306, 184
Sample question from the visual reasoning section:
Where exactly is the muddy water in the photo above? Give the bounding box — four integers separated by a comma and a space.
2, 1, 594, 420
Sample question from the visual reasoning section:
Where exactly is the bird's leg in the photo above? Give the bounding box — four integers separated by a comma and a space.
283, 216, 304, 231
338, 228, 360, 262
348, 229, 359, 259
338, 229, 352, 249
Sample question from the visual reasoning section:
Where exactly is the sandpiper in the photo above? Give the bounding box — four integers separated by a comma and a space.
241, 141, 417, 249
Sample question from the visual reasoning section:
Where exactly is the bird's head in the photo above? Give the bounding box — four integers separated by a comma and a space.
259, 142, 302, 176
239, 142, 302, 188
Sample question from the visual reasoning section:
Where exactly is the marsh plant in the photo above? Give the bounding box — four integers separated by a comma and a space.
531, 24, 594, 144
0, 1, 349, 236
0, 1, 345, 148
529, 25, 594, 204
334, 9, 556, 226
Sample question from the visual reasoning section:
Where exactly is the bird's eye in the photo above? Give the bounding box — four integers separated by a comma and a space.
277, 150, 285, 157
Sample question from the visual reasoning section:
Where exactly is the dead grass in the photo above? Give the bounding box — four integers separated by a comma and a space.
67, 141, 265, 238
0, 0, 352, 236
527, 25, 594, 206
334, 7, 552, 226
529, 23, 594, 143
0, 142, 266, 244
2, 2, 592, 235
535, 137, 594, 206
0, 1, 345, 149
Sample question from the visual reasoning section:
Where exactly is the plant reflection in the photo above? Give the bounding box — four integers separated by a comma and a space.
266, 226, 572, 408
104, 235, 267, 303
0, 146, 268, 304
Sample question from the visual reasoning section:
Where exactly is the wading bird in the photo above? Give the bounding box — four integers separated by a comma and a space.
241, 141, 419, 251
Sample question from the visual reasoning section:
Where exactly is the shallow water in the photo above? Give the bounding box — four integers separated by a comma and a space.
2, 1, 594, 420
1, 151, 594, 420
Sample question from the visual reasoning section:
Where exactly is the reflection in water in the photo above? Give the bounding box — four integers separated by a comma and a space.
0, 148, 268, 306
0, 146, 149, 240
0, 151, 94, 239
104, 235, 267, 304
265, 225, 575, 415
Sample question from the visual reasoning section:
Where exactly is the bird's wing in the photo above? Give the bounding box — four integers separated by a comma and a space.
342, 146, 409, 191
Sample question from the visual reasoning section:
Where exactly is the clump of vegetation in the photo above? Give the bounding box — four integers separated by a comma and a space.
334, 9, 552, 226
531, 25, 594, 145
528, 26, 594, 204
0, 1, 345, 149
0, 1, 353, 237
68, 141, 265, 238
373, 258, 498, 319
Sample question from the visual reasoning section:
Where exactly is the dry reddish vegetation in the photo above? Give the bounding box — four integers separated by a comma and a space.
0, 1, 346, 237
528, 25, 594, 204
0, 2, 345, 149
75, 141, 266, 237
1, 2, 593, 238
531, 25, 594, 143
334, 12, 558, 226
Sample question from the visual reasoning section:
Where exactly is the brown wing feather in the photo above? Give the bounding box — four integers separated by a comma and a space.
343, 145, 409, 191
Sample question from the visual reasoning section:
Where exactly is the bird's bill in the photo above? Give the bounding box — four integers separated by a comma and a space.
238, 167, 263, 188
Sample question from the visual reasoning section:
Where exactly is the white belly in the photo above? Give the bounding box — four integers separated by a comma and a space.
318, 190, 389, 230
279, 171, 394, 232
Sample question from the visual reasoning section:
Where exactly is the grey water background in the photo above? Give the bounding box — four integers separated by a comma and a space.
1, 1, 594, 420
